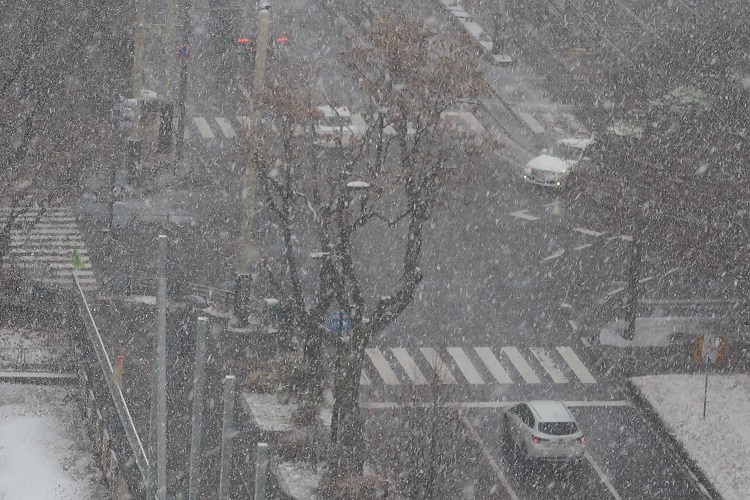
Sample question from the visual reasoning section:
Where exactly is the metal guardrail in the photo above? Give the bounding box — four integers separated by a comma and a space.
124, 275, 234, 309
72, 272, 149, 498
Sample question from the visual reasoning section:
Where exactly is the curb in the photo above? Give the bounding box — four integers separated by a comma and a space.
623, 379, 724, 500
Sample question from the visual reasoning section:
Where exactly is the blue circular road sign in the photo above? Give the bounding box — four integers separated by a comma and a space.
176, 45, 192, 61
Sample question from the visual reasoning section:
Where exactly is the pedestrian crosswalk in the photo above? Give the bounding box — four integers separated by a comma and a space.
1, 208, 97, 293
360, 345, 596, 386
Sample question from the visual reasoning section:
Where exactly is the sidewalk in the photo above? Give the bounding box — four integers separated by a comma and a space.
630, 373, 750, 500
599, 317, 749, 499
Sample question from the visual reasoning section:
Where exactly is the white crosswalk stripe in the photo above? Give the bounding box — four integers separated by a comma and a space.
502, 347, 541, 384
361, 345, 596, 386
391, 348, 428, 385
556, 346, 597, 384
529, 347, 568, 383
420, 348, 458, 384
192, 117, 215, 139
1, 208, 97, 293
214, 117, 236, 138
365, 348, 400, 385
448, 347, 485, 384
474, 347, 512, 383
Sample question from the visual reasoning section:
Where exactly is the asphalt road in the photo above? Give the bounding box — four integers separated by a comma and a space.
83, 0, 723, 498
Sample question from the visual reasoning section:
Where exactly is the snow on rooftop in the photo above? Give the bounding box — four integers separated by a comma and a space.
632, 374, 750, 500
0, 383, 109, 500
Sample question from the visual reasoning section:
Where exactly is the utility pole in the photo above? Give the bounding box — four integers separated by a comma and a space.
129, 0, 146, 184
148, 235, 169, 500
175, 0, 191, 162
218, 375, 237, 500
159, 0, 178, 152
235, 4, 271, 325
188, 317, 209, 500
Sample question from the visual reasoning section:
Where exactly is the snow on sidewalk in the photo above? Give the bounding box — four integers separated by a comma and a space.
631, 374, 750, 500
0, 383, 109, 500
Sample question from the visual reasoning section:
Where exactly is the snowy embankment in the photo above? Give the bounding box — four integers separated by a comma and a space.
0, 383, 109, 500
631, 374, 750, 500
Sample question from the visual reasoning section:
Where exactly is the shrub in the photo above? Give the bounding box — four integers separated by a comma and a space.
319, 474, 390, 500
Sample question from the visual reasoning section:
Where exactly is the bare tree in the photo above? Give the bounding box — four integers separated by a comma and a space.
243, 11, 499, 479
0, 1, 113, 264
568, 16, 750, 324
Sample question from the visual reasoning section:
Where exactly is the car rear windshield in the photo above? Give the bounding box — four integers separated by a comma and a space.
539, 422, 578, 436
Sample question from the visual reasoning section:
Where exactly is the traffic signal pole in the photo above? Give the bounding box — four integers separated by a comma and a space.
159, 0, 178, 152
129, 0, 146, 184
235, 6, 271, 325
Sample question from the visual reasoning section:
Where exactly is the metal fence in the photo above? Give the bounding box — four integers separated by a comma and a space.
0, 346, 75, 373
121, 275, 235, 310
71, 273, 149, 498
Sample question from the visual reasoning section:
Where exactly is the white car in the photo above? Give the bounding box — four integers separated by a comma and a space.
504, 400, 585, 461
314, 105, 366, 147
522, 137, 596, 187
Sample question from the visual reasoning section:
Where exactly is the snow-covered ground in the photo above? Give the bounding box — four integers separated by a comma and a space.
632, 374, 750, 500
0, 383, 110, 500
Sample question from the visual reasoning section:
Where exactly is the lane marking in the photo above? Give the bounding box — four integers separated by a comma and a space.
420, 347, 458, 384
360, 400, 633, 409
606, 287, 625, 296
509, 209, 540, 221
192, 117, 215, 139
665, 267, 680, 276
447, 347, 485, 384
556, 346, 597, 383
360, 370, 371, 385
568, 319, 579, 331
391, 348, 428, 385
474, 347, 512, 383
364, 349, 400, 385
580, 336, 592, 348
517, 111, 546, 134
585, 450, 623, 500
215, 117, 236, 138
530, 347, 567, 383
542, 249, 565, 261
238, 116, 252, 130
638, 276, 654, 283
503, 347, 541, 383
460, 413, 520, 500
574, 243, 593, 250
607, 234, 633, 241
574, 227, 606, 237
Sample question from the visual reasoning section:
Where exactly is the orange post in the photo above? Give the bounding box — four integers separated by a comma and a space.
695, 335, 704, 365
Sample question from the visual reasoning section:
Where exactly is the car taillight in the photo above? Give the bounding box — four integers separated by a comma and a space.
532, 436, 549, 444
237, 37, 250, 44
275, 36, 289, 43
577, 436, 585, 444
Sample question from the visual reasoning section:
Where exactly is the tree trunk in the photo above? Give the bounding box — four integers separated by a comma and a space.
623, 224, 641, 340
329, 341, 366, 479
